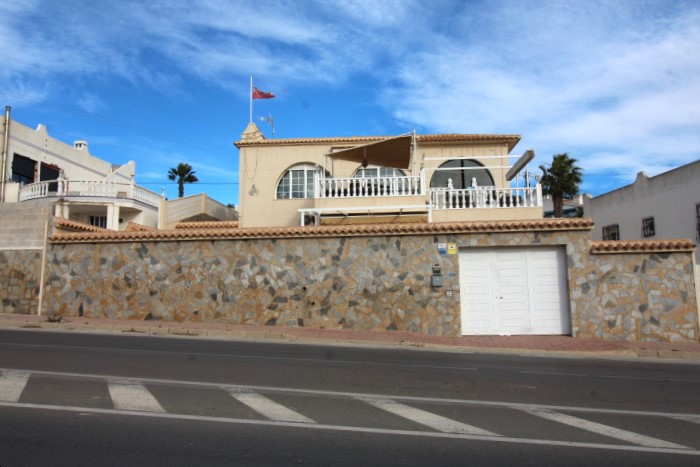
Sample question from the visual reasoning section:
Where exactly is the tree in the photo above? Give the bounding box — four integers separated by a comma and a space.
539, 153, 583, 218
167, 163, 199, 198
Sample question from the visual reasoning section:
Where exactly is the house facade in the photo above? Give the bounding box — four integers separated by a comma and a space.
583, 160, 700, 264
1, 107, 163, 230
235, 123, 542, 228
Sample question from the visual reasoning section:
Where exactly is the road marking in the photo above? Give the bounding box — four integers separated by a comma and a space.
0, 370, 30, 402
1, 401, 699, 457
3, 368, 700, 422
107, 379, 165, 412
671, 415, 700, 425
227, 387, 315, 423
523, 408, 689, 449
358, 396, 499, 436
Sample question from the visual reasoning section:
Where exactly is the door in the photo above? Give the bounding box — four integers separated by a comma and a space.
459, 247, 570, 335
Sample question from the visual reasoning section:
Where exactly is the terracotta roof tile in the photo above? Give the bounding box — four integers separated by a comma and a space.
49, 218, 593, 244
235, 133, 521, 150
125, 222, 155, 232
591, 239, 696, 254
53, 217, 106, 233
176, 221, 239, 229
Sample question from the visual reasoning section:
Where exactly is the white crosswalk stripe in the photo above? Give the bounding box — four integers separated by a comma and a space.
107, 379, 165, 412
227, 387, 315, 423
358, 396, 500, 436
0, 370, 30, 402
523, 407, 689, 449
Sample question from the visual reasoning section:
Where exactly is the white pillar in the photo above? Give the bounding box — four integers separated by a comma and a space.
107, 204, 120, 230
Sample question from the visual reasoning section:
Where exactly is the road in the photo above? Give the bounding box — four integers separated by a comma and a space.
0, 329, 699, 466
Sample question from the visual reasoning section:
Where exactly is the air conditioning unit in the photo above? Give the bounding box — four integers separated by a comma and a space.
303, 214, 317, 226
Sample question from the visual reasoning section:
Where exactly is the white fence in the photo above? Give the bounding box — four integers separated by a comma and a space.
429, 185, 542, 209
18, 180, 163, 207
318, 175, 422, 198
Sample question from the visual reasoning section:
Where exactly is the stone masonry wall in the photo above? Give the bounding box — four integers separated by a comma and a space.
0, 249, 42, 314
38, 228, 699, 342
571, 251, 698, 342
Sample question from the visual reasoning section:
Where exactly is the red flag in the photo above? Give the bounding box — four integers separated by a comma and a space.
252, 87, 275, 99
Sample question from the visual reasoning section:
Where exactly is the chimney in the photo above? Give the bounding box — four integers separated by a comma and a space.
73, 140, 88, 151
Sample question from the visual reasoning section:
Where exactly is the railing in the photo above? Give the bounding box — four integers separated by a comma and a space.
18, 180, 164, 207
318, 176, 422, 198
430, 185, 542, 209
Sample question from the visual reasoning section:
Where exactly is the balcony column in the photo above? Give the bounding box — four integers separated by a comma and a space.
107, 204, 120, 231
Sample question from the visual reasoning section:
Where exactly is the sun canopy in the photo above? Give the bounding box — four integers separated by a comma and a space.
328, 133, 414, 170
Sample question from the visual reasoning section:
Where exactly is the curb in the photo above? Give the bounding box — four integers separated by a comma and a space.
1, 315, 700, 361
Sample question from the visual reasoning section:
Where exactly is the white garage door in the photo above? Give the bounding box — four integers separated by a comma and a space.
459, 247, 571, 335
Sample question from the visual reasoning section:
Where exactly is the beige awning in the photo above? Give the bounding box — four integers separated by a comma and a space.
327, 133, 414, 170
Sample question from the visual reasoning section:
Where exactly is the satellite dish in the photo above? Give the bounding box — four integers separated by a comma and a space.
506, 149, 535, 181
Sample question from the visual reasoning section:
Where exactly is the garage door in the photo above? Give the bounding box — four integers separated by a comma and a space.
459, 247, 571, 335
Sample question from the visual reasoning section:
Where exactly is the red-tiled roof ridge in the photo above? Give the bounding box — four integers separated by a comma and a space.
125, 222, 155, 231
53, 217, 106, 233
49, 218, 593, 244
591, 239, 696, 254
175, 221, 239, 229
235, 133, 521, 149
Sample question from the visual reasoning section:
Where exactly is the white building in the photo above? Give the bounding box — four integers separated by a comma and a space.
583, 159, 700, 264
1, 106, 162, 230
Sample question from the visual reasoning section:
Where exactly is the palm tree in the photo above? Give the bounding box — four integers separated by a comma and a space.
167, 163, 199, 198
539, 153, 583, 218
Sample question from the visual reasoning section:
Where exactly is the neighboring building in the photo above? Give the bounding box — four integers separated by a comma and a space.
1, 107, 162, 230
543, 194, 584, 218
583, 160, 700, 264
235, 123, 543, 228
1, 107, 237, 232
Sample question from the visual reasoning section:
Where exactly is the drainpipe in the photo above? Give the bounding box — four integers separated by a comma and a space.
1, 106, 10, 203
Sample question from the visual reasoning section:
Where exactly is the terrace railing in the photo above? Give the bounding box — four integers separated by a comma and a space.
18, 180, 164, 207
429, 185, 542, 210
318, 175, 422, 198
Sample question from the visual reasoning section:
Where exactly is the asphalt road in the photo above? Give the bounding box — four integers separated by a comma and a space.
1, 329, 699, 466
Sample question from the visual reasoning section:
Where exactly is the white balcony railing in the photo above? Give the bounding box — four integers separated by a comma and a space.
18, 179, 164, 207
429, 185, 542, 209
319, 175, 422, 198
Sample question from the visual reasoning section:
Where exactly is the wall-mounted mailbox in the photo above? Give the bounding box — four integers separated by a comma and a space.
431, 263, 443, 287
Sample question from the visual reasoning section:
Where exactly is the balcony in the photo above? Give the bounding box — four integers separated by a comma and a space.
18, 179, 164, 208
299, 177, 543, 225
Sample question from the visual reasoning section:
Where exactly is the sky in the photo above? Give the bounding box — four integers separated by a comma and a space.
1, 0, 699, 206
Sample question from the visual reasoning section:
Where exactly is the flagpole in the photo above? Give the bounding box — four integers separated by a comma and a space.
249, 76, 253, 123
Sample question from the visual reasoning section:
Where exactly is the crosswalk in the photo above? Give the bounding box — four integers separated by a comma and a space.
2, 368, 700, 455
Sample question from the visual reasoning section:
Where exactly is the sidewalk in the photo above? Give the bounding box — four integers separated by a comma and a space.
2, 313, 700, 361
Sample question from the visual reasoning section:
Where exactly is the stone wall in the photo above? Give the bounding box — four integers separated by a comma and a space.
572, 251, 697, 342
30, 224, 700, 343
0, 249, 42, 314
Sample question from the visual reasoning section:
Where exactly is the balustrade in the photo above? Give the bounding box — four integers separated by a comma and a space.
318, 176, 422, 198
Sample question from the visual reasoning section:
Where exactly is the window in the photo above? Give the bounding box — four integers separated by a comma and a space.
11, 154, 35, 185
353, 167, 406, 179
276, 164, 320, 199
602, 224, 619, 241
89, 216, 107, 228
430, 159, 494, 189
642, 217, 655, 237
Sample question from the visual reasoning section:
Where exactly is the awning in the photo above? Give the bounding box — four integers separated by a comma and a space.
327, 133, 414, 170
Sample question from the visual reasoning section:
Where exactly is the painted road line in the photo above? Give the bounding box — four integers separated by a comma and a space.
0, 370, 30, 402
227, 387, 315, 423
1, 401, 699, 457
358, 396, 499, 436
107, 379, 165, 412
523, 407, 689, 449
671, 415, 700, 425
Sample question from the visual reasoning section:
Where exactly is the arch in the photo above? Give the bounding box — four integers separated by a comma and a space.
429, 159, 494, 189
276, 163, 328, 199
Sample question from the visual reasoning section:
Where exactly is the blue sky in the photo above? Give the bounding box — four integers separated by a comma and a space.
1, 0, 699, 206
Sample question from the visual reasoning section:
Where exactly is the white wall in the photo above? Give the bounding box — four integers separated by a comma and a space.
584, 160, 700, 263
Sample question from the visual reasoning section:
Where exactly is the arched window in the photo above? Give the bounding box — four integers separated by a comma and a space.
430, 159, 494, 189
276, 163, 324, 199
352, 166, 406, 179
